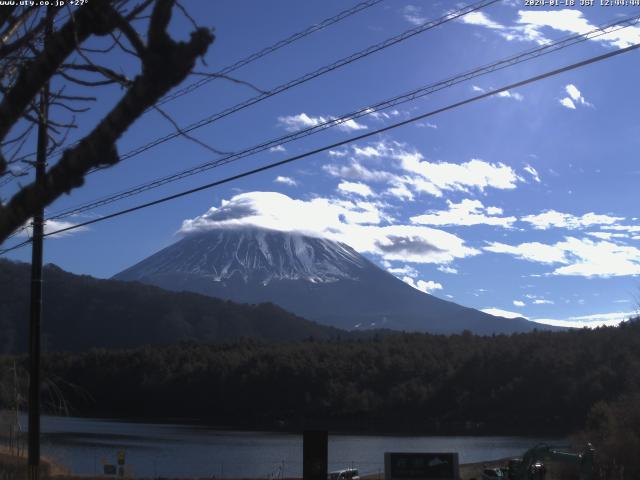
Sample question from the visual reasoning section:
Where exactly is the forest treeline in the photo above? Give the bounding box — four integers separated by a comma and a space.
3, 321, 640, 475
3, 320, 640, 436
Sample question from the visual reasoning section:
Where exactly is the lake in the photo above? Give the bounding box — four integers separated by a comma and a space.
32, 416, 563, 478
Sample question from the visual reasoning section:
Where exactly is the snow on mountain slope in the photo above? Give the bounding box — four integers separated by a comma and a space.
116, 227, 369, 285
115, 226, 559, 334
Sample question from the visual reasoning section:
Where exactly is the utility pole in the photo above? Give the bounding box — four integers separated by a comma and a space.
27, 10, 51, 480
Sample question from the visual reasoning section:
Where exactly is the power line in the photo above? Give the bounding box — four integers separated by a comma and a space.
0, 238, 31, 256
0, 38, 633, 252
44, 12, 640, 222
156, 0, 386, 107
100, 0, 502, 167
5, 0, 499, 205
0, 1, 384, 185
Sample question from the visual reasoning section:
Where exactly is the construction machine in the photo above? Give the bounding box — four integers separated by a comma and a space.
507, 443, 594, 480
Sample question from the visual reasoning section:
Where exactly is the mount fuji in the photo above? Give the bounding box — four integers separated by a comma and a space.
114, 227, 552, 334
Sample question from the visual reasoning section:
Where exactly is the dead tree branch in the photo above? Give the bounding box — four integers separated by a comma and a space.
0, 0, 214, 242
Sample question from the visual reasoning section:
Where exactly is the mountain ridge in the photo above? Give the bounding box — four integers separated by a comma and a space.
114, 226, 555, 334
0, 258, 349, 353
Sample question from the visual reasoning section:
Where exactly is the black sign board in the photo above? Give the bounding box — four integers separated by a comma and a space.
103, 464, 117, 475
384, 453, 459, 480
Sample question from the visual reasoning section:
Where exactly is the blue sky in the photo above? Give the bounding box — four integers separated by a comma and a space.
3, 0, 640, 328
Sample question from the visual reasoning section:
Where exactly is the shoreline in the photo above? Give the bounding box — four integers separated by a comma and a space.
0, 453, 572, 480
32, 412, 570, 438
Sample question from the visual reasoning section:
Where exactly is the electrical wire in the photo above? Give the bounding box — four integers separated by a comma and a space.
44, 12, 640, 222
3, 0, 500, 190
0, 0, 385, 184
107, 0, 500, 167
2, 38, 636, 254
156, 0, 386, 107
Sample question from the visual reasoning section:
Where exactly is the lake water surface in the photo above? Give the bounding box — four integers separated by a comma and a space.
35, 416, 563, 478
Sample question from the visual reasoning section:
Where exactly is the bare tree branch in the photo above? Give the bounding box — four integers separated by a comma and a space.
0, 8, 53, 60
1, 7, 35, 45
58, 70, 119, 87
50, 101, 90, 114
62, 63, 132, 87
0, 0, 121, 167
0, 0, 214, 242
0, 7, 18, 31
191, 71, 267, 94
175, 0, 199, 30
114, 11, 147, 56
152, 104, 230, 156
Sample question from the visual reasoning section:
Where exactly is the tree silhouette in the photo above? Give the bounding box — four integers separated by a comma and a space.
0, 0, 214, 243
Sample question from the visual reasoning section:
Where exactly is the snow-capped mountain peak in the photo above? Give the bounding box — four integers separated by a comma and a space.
115, 225, 557, 335
117, 227, 369, 285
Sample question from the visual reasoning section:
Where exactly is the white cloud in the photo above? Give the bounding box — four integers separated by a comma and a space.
460, 11, 505, 30
387, 265, 419, 277
328, 150, 348, 157
17, 219, 88, 238
459, 10, 547, 44
324, 140, 523, 201
516, 9, 640, 49
561, 84, 593, 108
495, 90, 524, 101
373, 228, 479, 265
403, 5, 426, 26
396, 150, 522, 197
269, 145, 286, 153
513, 300, 525, 307
534, 311, 636, 329
559, 97, 576, 109
486, 237, 640, 277
566, 84, 581, 101
523, 164, 540, 183
533, 299, 554, 305
552, 238, 640, 277
521, 210, 623, 230
278, 113, 367, 132
482, 308, 526, 319
484, 241, 568, 264
353, 145, 384, 158
366, 109, 404, 122
323, 160, 395, 183
438, 265, 458, 274
337, 181, 374, 197
402, 276, 443, 294
410, 199, 516, 228
416, 122, 437, 129
473, 85, 523, 101
385, 182, 415, 201
278, 113, 323, 131
181, 192, 480, 265
604, 225, 640, 233
587, 231, 628, 240
340, 118, 369, 131
460, 8, 640, 49
274, 176, 297, 187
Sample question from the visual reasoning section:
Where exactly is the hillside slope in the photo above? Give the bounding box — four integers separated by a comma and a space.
0, 259, 345, 353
